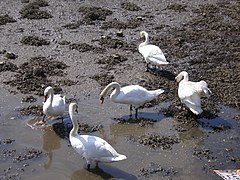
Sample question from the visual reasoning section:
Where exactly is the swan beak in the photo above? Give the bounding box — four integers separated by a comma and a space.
100, 96, 104, 104
43, 96, 48, 102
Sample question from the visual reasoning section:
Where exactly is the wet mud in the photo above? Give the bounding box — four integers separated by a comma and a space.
20, 0, 52, 19
0, 0, 239, 179
139, 162, 177, 179
129, 133, 180, 150
0, 15, 16, 25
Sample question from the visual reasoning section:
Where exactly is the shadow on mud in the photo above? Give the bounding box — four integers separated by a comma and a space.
197, 117, 232, 132
71, 163, 137, 180
112, 111, 166, 124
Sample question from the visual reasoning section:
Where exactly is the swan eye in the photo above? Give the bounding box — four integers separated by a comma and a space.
75, 105, 79, 113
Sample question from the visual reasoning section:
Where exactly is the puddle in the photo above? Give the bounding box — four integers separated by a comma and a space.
0, 0, 240, 179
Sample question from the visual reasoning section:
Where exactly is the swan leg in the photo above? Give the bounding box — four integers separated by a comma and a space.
154, 65, 157, 71
96, 161, 99, 168
146, 63, 149, 72
42, 114, 46, 123
129, 105, 133, 117
135, 108, 138, 119
87, 164, 90, 170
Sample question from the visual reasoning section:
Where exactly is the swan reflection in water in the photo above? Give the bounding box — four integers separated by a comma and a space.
71, 164, 137, 180
42, 126, 61, 169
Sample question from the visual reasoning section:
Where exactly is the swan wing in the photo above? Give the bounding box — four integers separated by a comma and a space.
114, 85, 153, 105
43, 95, 65, 116
52, 95, 65, 106
139, 44, 160, 56
81, 135, 124, 162
178, 81, 200, 100
179, 82, 203, 114
139, 44, 168, 65
182, 94, 203, 114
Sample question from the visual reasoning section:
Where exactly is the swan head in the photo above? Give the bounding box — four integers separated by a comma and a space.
175, 71, 189, 84
100, 96, 104, 104
139, 31, 147, 38
139, 31, 148, 38
43, 86, 53, 102
69, 103, 78, 113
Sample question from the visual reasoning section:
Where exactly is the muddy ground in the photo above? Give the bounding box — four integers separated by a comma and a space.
0, 0, 239, 179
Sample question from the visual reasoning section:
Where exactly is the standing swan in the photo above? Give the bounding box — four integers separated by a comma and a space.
100, 82, 164, 118
41, 86, 66, 123
69, 103, 127, 169
138, 31, 169, 71
175, 71, 212, 115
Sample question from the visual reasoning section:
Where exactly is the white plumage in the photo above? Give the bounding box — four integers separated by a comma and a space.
175, 71, 212, 115
138, 31, 169, 71
42, 86, 65, 122
69, 103, 127, 169
100, 82, 164, 118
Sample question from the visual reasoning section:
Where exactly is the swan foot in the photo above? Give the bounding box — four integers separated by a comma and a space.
33, 120, 45, 126
87, 164, 91, 170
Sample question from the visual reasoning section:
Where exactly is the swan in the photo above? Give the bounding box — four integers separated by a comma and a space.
41, 86, 66, 124
100, 82, 164, 118
69, 103, 127, 169
138, 31, 169, 71
175, 71, 212, 115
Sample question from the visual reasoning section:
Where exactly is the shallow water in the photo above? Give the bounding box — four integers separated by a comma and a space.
1, 0, 240, 179
2, 86, 240, 180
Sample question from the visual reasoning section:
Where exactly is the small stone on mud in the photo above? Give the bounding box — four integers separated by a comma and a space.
5, 52, 17, 59
116, 30, 124, 37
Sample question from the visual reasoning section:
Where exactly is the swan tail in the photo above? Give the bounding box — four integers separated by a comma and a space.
98, 154, 127, 163
198, 81, 212, 98
189, 106, 203, 115
151, 89, 164, 96
111, 154, 127, 161
184, 101, 203, 115
149, 56, 169, 65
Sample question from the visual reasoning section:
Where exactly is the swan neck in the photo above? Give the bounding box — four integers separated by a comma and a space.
69, 110, 79, 137
48, 89, 54, 106
101, 82, 121, 98
183, 73, 189, 81
143, 33, 149, 45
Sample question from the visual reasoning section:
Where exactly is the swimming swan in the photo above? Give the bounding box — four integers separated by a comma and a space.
100, 82, 164, 118
42, 86, 66, 123
175, 71, 212, 115
138, 31, 169, 71
69, 103, 127, 169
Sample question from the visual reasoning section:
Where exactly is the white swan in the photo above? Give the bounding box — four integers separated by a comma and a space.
42, 86, 66, 123
175, 71, 212, 115
138, 31, 169, 71
69, 103, 127, 169
100, 82, 164, 118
